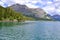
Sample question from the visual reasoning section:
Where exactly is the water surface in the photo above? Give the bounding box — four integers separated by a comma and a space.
0, 21, 60, 40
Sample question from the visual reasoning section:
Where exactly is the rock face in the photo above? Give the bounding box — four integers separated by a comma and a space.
10, 4, 47, 19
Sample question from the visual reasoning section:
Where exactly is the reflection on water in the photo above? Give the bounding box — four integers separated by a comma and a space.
0, 21, 60, 40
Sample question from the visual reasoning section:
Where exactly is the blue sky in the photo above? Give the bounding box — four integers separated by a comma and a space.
0, 0, 60, 15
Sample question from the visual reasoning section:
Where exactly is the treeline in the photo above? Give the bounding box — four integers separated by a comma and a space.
0, 6, 35, 22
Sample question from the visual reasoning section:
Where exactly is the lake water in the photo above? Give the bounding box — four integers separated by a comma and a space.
0, 21, 60, 40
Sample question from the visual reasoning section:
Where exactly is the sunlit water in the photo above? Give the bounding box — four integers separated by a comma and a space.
0, 21, 60, 40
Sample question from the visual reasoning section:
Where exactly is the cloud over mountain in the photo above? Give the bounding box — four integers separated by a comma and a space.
0, 0, 60, 15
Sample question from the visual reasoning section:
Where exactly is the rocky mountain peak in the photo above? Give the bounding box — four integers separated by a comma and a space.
10, 3, 47, 19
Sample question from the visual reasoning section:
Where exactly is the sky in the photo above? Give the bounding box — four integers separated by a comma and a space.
0, 0, 60, 15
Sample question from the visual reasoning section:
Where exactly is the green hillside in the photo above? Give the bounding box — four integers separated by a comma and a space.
0, 6, 35, 22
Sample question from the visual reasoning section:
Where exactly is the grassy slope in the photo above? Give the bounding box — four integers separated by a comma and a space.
0, 6, 35, 22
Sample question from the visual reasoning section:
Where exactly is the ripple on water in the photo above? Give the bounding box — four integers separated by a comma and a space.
0, 21, 60, 40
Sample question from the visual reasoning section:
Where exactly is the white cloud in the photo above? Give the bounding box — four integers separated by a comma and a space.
41, 0, 60, 15
43, 6, 55, 12
25, 3, 39, 8
0, 0, 60, 15
0, 1, 4, 6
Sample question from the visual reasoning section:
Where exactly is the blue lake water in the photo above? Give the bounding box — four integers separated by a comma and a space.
0, 21, 60, 40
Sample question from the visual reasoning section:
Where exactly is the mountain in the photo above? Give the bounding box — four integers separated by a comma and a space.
10, 4, 49, 19
46, 14, 60, 21
0, 6, 35, 22
52, 14, 60, 21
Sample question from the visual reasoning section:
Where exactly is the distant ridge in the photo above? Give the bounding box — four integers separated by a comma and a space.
10, 4, 48, 19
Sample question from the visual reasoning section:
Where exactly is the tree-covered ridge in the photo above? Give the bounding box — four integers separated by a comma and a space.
0, 6, 35, 22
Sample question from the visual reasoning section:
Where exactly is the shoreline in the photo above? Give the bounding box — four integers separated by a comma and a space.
0, 20, 59, 22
